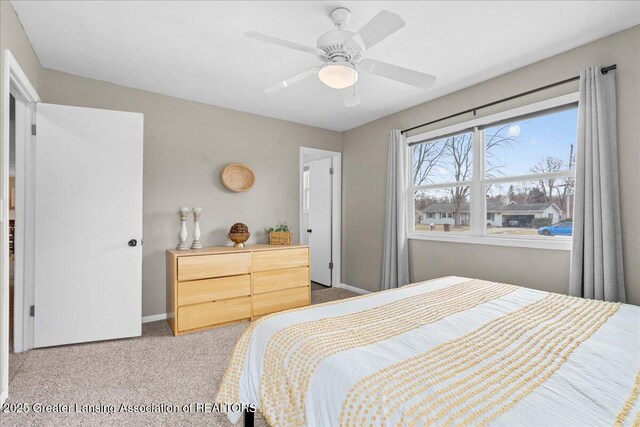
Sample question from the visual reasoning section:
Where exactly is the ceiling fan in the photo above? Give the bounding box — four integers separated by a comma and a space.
245, 8, 436, 108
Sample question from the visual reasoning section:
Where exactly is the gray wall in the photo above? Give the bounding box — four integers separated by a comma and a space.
342, 25, 640, 306
0, 1, 43, 195
0, 1, 43, 94
42, 69, 342, 317
3, 0, 639, 317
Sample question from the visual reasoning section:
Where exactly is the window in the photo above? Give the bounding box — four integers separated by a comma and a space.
409, 94, 578, 249
412, 130, 472, 234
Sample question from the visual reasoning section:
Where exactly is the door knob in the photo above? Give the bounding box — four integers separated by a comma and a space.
307, 229, 312, 233
128, 239, 138, 247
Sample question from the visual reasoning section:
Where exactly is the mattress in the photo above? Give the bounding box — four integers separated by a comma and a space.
217, 276, 640, 426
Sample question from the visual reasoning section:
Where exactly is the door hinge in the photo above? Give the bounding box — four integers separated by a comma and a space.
329, 167, 334, 175
29, 305, 35, 317
329, 262, 334, 270
31, 124, 37, 136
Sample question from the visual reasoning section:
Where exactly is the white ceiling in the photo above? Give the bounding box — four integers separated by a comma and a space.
11, 1, 640, 132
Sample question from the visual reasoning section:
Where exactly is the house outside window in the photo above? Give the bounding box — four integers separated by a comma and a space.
409, 93, 578, 250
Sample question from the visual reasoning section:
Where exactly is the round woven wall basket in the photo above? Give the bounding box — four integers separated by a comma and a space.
221, 164, 255, 192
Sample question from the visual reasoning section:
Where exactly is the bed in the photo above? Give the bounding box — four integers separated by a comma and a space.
217, 276, 640, 426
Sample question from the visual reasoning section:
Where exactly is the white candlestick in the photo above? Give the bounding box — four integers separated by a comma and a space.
177, 207, 190, 250
191, 208, 203, 249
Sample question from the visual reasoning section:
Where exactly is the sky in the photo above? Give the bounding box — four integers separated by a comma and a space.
486, 107, 578, 177
414, 106, 579, 185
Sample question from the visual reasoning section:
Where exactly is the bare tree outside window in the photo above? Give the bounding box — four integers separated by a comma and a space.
455, 124, 519, 226
530, 156, 564, 200
528, 143, 575, 216
412, 141, 447, 186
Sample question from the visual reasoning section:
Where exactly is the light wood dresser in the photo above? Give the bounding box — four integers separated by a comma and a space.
166, 244, 310, 336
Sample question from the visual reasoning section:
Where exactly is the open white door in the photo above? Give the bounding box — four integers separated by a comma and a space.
307, 158, 332, 286
34, 103, 143, 348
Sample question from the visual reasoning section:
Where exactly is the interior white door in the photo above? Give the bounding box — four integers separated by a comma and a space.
34, 103, 143, 348
307, 158, 332, 286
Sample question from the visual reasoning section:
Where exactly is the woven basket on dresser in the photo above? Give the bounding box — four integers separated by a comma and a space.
268, 231, 292, 245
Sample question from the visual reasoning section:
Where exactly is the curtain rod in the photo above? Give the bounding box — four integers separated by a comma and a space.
401, 64, 617, 134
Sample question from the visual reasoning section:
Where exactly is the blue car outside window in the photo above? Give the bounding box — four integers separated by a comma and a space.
538, 222, 573, 236
552, 223, 572, 236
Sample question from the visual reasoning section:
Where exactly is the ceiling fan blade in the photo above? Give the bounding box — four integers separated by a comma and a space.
352, 10, 405, 50
341, 85, 361, 108
359, 59, 436, 89
264, 67, 320, 94
245, 31, 323, 56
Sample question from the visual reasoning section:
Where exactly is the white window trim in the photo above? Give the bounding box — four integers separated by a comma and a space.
406, 93, 579, 251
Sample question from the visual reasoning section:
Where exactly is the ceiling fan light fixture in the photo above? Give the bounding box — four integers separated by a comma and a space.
318, 63, 358, 89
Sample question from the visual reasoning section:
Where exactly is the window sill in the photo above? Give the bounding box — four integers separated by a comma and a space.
407, 232, 571, 251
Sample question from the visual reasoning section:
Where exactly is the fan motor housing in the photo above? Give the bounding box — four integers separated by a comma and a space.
316, 30, 362, 63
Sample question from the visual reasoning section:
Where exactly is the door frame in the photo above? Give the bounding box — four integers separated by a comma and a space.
299, 147, 341, 287
12, 81, 36, 354
1, 49, 40, 403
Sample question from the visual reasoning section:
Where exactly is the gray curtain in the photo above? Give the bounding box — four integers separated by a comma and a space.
569, 66, 625, 302
381, 130, 409, 290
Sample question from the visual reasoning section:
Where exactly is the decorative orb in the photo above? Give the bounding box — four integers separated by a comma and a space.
228, 223, 250, 248
230, 223, 249, 233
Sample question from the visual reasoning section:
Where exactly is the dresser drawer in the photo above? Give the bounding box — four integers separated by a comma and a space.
253, 286, 310, 316
253, 267, 309, 294
178, 297, 251, 331
252, 248, 308, 272
178, 274, 250, 306
178, 253, 251, 281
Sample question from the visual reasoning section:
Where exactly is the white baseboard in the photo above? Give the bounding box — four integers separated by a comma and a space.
1, 389, 7, 404
142, 313, 167, 323
336, 283, 371, 294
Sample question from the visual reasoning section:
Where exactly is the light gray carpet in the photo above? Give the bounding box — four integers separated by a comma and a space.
1, 288, 357, 426
310, 282, 331, 292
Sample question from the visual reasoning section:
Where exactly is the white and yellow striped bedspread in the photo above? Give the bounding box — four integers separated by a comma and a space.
217, 276, 640, 426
